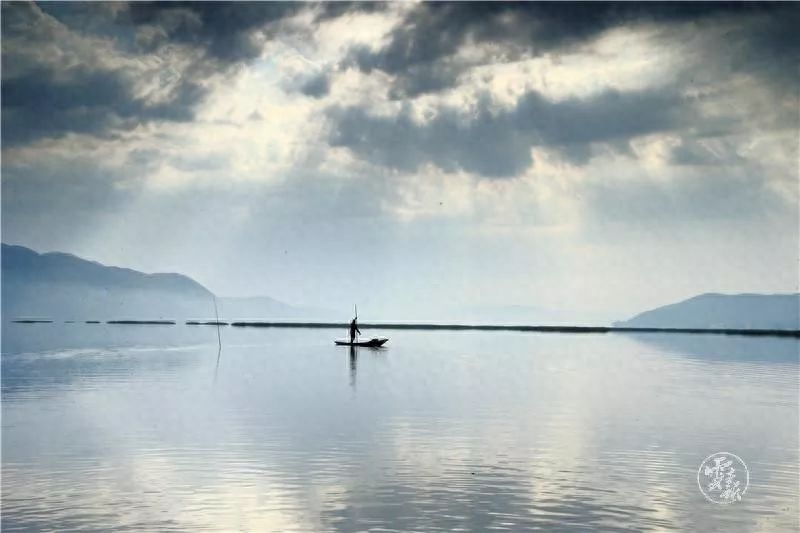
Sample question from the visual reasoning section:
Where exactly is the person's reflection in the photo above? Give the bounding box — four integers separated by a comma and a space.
349, 345, 357, 390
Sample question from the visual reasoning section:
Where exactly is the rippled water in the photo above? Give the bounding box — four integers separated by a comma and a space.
2, 323, 798, 531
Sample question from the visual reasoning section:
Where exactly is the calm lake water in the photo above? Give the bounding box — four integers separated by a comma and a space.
2, 323, 798, 532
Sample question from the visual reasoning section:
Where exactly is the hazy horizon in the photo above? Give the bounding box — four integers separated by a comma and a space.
2, 2, 798, 321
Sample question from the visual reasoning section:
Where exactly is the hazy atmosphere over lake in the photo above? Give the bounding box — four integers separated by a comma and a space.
2, 1, 798, 321
2, 2, 799, 532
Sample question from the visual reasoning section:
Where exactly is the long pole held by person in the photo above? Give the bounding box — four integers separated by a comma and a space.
354, 304, 358, 342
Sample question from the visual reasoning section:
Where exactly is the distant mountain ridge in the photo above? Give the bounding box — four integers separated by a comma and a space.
615, 293, 799, 331
2, 243, 215, 320
3, 243, 211, 296
1, 244, 321, 320
5, 244, 797, 329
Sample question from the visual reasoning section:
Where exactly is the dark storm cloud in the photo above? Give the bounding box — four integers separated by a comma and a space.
298, 72, 331, 99
327, 2, 797, 176
717, 5, 800, 99
0, 2, 367, 147
1, 66, 203, 147
346, 47, 463, 100
343, 2, 799, 98
123, 2, 302, 62
1, 2, 209, 146
122, 2, 385, 63
328, 88, 685, 177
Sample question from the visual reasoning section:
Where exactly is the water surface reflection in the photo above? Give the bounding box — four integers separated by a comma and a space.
2, 324, 797, 531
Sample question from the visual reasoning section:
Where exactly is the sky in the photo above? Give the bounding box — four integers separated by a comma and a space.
2, 1, 798, 322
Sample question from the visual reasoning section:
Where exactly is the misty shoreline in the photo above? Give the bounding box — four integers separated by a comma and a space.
9, 319, 800, 338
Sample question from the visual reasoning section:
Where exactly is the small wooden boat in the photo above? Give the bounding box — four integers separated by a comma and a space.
335, 337, 388, 347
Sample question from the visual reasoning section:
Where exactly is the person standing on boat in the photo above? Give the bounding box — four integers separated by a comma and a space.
349, 317, 361, 344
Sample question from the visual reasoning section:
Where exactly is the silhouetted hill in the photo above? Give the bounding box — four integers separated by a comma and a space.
2, 243, 214, 320
615, 293, 799, 330
2, 243, 332, 321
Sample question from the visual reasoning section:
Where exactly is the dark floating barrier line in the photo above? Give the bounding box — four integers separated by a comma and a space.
10, 319, 799, 337
106, 320, 176, 325
611, 327, 800, 337
229, 321, 800, 338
